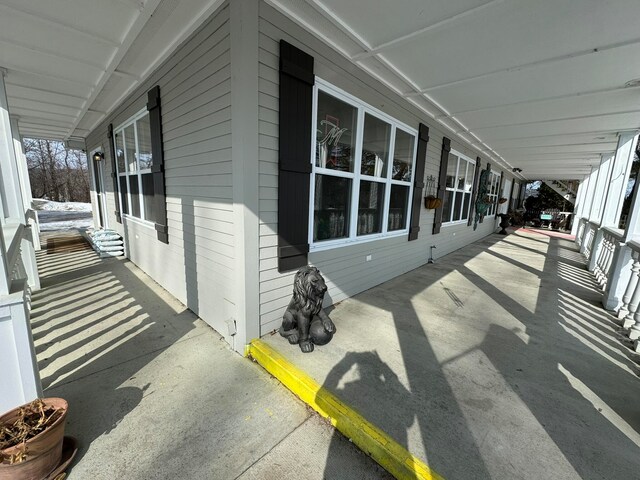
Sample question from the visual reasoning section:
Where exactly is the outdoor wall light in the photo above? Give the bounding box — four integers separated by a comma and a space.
92, 151, 104, 162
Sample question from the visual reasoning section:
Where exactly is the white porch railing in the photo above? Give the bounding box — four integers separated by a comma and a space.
0, 215, 42, 412
593, 227, 623, 290
581, 220, 599, 259
576, 217, 588, 248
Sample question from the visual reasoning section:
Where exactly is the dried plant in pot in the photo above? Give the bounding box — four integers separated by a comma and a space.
424, 195, 442, 209
0, 398, 68, 480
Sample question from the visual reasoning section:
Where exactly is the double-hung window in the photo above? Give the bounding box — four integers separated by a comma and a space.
310, 80, 417, 249
114, 110, 156, 224
442, 151, 476, 224
486, 171, 501, 216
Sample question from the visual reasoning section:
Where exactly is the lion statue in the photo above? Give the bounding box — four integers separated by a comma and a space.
279, 266, 336, 353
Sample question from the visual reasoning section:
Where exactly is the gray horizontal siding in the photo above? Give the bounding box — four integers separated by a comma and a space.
86, 2, 236, 340
257, 1, 516, 336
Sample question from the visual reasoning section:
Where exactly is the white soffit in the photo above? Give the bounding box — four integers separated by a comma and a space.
1, 0, 224, 142
268, 0, 640, 180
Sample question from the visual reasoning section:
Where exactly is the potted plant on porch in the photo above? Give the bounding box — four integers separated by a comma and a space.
0, 398, 75, 480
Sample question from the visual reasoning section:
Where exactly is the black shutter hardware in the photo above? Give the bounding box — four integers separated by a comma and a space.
277, 40, 314, 272
433, 137, 451, 234
467, 158, 482, 226
408, 123, 429, 241
147, 85, 169, 244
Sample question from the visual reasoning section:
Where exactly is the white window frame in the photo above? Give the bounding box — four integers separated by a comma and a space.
442, 150, 476, 226
113, 108, 154, 229
308, 79, 418, 251
486, 171, 501, 216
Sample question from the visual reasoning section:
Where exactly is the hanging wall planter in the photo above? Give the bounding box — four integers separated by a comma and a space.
0, 398, 71, 480
424, 195, 442, 209
498, 197, 508, 204
423, 175, 442, 209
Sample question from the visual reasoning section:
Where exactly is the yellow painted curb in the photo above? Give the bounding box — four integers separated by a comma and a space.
247, 339, 445, 480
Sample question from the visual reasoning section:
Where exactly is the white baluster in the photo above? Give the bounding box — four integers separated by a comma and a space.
618, 250, 640, 320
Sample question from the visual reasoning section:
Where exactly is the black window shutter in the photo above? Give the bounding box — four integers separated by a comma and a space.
467, 158, 482, 226
433, 137, 451, 234
147, 85, 169, 244
408, 123, 429, 241
277, 40, 314, 272
108, 123, 122, 224
497, 171, 504, 207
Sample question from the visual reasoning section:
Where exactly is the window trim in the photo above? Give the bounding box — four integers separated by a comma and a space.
308, 79, 418, 252
442, 149, 476, 227
113, 108, 155, 230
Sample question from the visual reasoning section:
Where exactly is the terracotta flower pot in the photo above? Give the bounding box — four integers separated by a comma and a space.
424, 195, 442, 209
0, 398, 68, 480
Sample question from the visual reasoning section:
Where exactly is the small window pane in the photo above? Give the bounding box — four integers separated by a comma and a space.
119, 177, 129, 214
142, 173, 155, 222
443, 190, 453, 223
465, 163, 474, 192
392, 129, 415, 182
361, 114, 390, 178
314, 174, 351, 241
457, 161, 467, 190
129, 176, 141, 218
137, 115, 153, 170
446, 154, 458, 188
115, 132, 125, 173
357, 180, 385, 235
388, 185, 410, 231
316, 91, 358, 173
125, 124, 137, 172
453, 192, 463, 221
462, 192, 471, 220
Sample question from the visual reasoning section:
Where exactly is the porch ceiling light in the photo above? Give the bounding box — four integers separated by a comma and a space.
624, 79, 640, 88
92, 151, 104, 162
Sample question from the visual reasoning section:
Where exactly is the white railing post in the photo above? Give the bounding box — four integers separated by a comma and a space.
622, 252, 640, 330
588, 227, 605, 272
616, 249, 640, 320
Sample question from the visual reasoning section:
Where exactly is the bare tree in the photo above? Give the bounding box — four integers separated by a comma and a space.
23, 138, 90, 202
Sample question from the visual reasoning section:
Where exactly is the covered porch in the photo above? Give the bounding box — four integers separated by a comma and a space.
25, 225, 640, 478
257, 226, 640, 479
0, 1, 640, 477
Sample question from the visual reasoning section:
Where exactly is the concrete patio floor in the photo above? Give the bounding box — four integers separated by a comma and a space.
31, 232, 391, 479
262, 227, 640, 480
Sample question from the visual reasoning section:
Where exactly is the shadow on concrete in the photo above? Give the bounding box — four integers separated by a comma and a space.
285, 228, 640, 479
318, 351, 414, 478
31, 233, 198, 467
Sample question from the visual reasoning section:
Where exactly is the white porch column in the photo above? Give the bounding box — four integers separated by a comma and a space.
579, 167, 599, 254
602, 132, 639, 228
602, 132, 640, 310
589, 153, 613, 223
0, 279, 42, 412
0, 69, 25, 223
571, 175, 588, 236
587, 154, 614, 271
9, 116, 40, 289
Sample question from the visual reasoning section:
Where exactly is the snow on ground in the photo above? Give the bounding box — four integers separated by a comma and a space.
34, 199, 93, 231
33, 199, 92, 212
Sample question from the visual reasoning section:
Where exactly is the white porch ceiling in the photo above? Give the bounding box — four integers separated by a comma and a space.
1, 0, 639, 181
268, 0, 640, 181
0, 0, 223, 141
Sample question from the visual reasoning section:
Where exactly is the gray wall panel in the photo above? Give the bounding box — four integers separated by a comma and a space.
257, 1, 515, 334
86, 3, 235, 341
